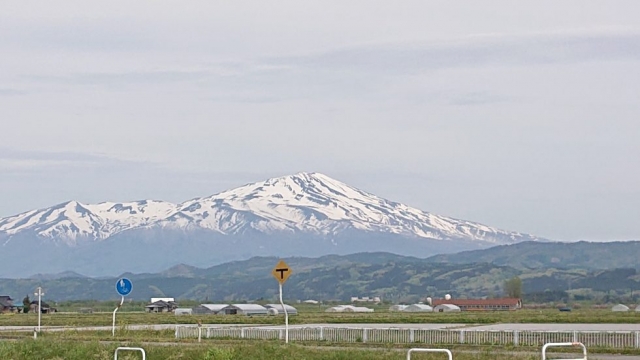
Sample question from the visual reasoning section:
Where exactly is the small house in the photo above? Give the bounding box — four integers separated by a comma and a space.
145, 300, 179, 313
30, 300, 57, 314
264, 304, 298, 315
0, 296, 16, 313
218, 304, 268, 316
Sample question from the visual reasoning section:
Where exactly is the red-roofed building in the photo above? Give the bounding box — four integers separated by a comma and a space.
431, 298, 521, 311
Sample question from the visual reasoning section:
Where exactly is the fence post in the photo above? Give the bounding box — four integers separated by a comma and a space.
410, 329, 415, 343
573, 331, 578, 343
513, 330, 519, 346
362, 328, 368, 343
241, 328, 245, 339
636, 331, 639, 348
280, 329, 284, 340
459, 330, 465, 344
319, 327, 324, 341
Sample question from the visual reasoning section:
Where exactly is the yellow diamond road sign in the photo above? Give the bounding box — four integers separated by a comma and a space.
271, 260, 292, 284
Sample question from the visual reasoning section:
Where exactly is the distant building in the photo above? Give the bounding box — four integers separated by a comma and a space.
612, 304, 630, 312
151, 297, 175, 303
389, 305, 408, 312
0, 296, 16, 313
303, 300, 319, 305
402, 304, 433, 312
145, 300, 179, 313
432, 298, 521, 311
30, 300, 57, 314
174, 308, 193, 315
350, 296, 381, 304
194, 304, 229, 314
433, 304, 461, 312
218, 304, 268, 316
264, 304, 298, 315
326, 305, 373, 313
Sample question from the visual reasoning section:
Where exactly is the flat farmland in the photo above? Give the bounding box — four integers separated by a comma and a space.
2, 308, 640, 328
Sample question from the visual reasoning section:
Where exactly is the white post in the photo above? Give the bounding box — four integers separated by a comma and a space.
34, 287, 44, 332
112, 296, 124, 337
279, 283, 289, 343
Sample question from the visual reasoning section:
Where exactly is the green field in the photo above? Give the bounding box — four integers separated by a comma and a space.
2, 307, 640, 327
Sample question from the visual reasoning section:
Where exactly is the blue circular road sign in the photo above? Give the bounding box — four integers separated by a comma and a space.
115, 278, 132, 296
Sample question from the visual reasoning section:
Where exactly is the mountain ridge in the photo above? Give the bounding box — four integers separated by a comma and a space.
0, 172, 543, 277
3, 244, 639, 302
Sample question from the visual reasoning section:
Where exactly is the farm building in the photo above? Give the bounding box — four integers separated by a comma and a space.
432, 298, 521, 311
145, 300, 179, 313
194, 304, 229, 314
174, 308, 193, 316
612, 304, 630, 312
218, 304, 268, 316
303, 300, 319, 304
636, 305, 640, 312
389, 305, 408, 312
434, 304, 461, 312
326, 305, 374, 313
264, 304, 298, 315
30, 300, 57, 314
403, 304, 433, 312
0, 296, 17, 313
151, 297, 175, 303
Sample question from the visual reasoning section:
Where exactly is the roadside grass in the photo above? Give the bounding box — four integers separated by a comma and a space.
0, 339, 543, 360
2, 330, 639, 357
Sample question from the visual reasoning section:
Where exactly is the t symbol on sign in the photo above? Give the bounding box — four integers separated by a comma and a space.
275, 268, 288, 279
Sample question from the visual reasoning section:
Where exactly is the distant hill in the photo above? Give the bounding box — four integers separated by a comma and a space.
426, 241, 640, 270
1, 251, 639, 303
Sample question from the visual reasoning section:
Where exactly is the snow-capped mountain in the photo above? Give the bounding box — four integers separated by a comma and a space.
0, 200, 176, 245
0, 172, 543, 277
171, 172, 536, 243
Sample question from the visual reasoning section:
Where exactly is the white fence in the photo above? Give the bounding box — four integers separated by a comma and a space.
175, 326, 640, 349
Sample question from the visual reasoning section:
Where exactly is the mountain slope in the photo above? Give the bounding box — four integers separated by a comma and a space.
0, 172, 543, 276
170, 172, 539, 244
426, 240, 640, 270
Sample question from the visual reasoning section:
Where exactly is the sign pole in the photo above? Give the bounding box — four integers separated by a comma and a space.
278, 283, 289, 343
112, 296, 124, 337
34, 287, 44, 332
271, 259, 292, 344
113, 277, 132, 337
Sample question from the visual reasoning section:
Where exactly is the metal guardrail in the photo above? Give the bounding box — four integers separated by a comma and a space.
114, 347, 146, 360
175, 325, 640, 349
541, 342, 587, 360
407, 348, 453, 360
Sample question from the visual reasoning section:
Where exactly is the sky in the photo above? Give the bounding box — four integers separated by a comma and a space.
1, 1, 639, 241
